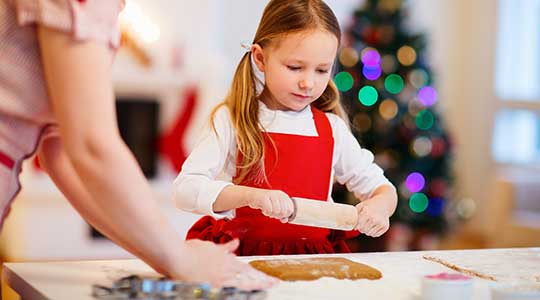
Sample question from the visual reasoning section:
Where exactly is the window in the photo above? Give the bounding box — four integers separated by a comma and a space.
493, 0, 540, 165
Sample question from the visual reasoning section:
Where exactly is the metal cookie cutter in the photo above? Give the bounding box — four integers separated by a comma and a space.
92, 275, 267, 300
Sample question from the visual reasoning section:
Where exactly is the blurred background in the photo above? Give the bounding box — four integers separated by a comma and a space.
1, 0, 539, 291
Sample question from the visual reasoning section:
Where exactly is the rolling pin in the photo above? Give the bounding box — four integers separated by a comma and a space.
287, 197, 358, 231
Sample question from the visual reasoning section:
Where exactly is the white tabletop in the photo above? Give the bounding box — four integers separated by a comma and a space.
2, 248, 539, 300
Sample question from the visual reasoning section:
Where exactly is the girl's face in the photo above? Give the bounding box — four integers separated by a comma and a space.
252, 29, 339, 112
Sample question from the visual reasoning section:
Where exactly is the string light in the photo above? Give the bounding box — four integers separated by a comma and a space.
384, 74, 404, 94
412, 136, 432, 157
361, 48, 381, 66
418, 86, 438, 106
456, 198, 477, 219
409, 69, 429, 88
397, 45, 417, 66
363, 65, 383, 80
334, 72, 354, 92
409, 193, 429, 213
406, 172, 425, 193
339, 47, 360, 67
358, 86, 379, 106
427, 198, 445, 217
416, 109, 434, 130
379, 99, 399, 120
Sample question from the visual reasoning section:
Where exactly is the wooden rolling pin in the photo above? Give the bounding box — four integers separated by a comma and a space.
287, 197, 358, 231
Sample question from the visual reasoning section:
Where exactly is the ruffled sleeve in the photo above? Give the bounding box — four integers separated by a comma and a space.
12, 0, 124, 49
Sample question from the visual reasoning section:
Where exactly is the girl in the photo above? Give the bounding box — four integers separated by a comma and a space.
174, 0, 398, 256
0, 0, 273, 289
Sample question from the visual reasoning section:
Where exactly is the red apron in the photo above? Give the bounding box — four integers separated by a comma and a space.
186, 107, 359, 256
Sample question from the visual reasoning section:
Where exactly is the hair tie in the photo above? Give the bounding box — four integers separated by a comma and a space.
240, 41, 252, 52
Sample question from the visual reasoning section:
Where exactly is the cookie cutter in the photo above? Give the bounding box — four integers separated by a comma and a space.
92, 275, 267, 300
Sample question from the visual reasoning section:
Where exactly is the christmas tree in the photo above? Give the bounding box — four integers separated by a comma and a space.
333, 0, 454, 251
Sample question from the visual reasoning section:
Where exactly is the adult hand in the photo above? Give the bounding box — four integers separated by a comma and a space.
177, 239, 277, 290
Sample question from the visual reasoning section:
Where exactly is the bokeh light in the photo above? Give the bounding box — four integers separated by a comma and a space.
361, 48, 381, 67
406, 172, 425, 193
334, 72, 354, 92
358, 86, 379, 106
379, 99, 399, 120
363, 65, 383, 80
381, 55, 397, 74
352, 112, 372, 133
430, 137, 447, 157
384, 74, 404, 94
412, 136, 432, 157
415, 109, 434, 130
456, 198, 477, 219
409, 193, 429, 213
339, 47, 360, 67
418, 86, 438, 106
426, 198, 445, 217
397, 45, 417, 66
409, 69, 429, 88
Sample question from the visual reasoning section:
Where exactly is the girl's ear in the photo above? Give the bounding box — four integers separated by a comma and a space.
251, 44, 265, 72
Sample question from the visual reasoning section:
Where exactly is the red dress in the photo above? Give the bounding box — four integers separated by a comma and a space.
186, 107, 358, 255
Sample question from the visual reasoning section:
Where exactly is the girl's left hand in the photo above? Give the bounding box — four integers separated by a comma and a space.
354, 198, 390, 237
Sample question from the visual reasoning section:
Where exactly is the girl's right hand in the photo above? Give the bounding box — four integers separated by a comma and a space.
178, 239, 277, 290
248, 189, 295, 221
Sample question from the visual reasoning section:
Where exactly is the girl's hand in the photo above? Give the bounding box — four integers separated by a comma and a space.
248, 189, 294, 221
355, 197, 391, 237
179, 239, 277, 289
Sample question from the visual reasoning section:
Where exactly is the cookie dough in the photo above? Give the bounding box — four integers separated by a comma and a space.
249, 257, 382, 281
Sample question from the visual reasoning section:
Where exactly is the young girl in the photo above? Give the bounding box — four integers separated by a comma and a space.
0, 0, 273, 289
174, 0, 398, 256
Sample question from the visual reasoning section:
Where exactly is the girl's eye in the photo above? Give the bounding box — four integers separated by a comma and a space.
287, 65, 301, 71
317, 69, 330, 74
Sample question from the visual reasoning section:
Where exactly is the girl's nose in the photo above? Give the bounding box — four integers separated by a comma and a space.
299, 77, 314, 90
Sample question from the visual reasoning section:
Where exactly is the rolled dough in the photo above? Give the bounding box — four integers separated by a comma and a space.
249, 257, 382, 281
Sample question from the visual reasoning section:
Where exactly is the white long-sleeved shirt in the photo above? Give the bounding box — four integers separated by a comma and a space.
173, 101, 393, 218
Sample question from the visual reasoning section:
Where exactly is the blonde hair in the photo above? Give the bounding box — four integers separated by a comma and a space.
211, 0, 347, 183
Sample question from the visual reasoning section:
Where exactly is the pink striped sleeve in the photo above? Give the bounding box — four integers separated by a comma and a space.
12, 0, 124, 49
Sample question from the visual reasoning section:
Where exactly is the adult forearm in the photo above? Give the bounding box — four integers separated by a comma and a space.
38, 137, 151, 265
67, 137, 186, 277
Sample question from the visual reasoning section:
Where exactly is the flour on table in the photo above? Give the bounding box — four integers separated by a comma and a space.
423, 248, 540, 283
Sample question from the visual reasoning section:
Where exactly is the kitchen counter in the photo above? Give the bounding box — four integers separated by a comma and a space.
2, 248, 539, 300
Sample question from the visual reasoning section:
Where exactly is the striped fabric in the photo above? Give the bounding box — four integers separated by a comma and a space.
0, 0, 124, 229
